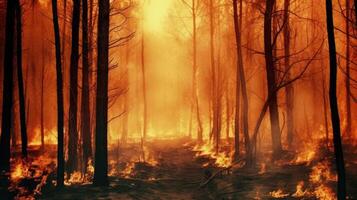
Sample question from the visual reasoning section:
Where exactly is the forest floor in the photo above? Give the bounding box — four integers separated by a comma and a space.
3, 138, 357, 200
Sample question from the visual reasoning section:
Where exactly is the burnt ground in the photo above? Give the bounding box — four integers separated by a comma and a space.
2, 138, 357, 200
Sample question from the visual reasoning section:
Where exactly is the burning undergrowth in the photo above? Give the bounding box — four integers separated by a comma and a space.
7, 154, 56, 199
193, 142, 234, 169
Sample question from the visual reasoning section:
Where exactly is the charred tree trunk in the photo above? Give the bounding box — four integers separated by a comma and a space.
67, 0, 80, 173
345, 0, 351, 138
51, 0, 65, 187
93, 0, 109, 186
325, 0, 346, 198
0, 0, 15, 172
15, 0, 27, 158
81, 0, 92, 172
283, 0, 294, 148
264, 0, 282, 158
233, 0, 251, 164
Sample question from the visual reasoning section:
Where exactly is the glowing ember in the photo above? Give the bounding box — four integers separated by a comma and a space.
269, 189, 289, 198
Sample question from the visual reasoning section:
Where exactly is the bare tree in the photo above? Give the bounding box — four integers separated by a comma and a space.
93, 0, 110, 186
325, 0, 346, 198
0, 0, 15, 172
15, 0, 28, 158
51, 0, 65, 187
81, 0, 92, 173
264, 0, 282, 158
67, 0, 81, 173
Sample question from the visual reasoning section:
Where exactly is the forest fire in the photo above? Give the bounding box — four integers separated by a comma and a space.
193, 143, 233, 168
0, 0, 356, 199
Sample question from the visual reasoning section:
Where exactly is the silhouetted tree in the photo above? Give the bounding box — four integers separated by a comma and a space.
233, 0, 251, 164
325, 0, 346, 199
67, 0, 81, 173
51, 0, 65, 187
264, 0, 282, 158
0, 0, 15, 172
15, 0, 28, 158
81, 0, 92, 173
93, 0, 110, 186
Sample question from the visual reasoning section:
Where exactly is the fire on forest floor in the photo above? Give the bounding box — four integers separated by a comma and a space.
4, 138, 357, 200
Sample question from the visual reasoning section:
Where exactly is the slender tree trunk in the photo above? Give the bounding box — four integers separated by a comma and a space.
283, 0, 294, 148
51, 0, 65, 187
345, 0, 351, 138
192, 0, 203, 143
264, 0, 282, 158
15, 0, 27, 158
233, 0, 251, 164
141, 14, 147, 142
209, 0, 219, 151
93, 0, 110, 186
67, 0, 80, 173
0, 0, 15, 172
81, 0, 92, 173
325, 0, 346, 198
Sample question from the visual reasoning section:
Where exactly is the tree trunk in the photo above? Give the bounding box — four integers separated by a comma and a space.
264, 0, 282, 158
81, 0, 92, 173
15, 0, 27, 158
51, 0, 65, 187
283, 0, 294, 148
67, 0, 80, 173
209, 0, 219, 152
192, 0, 203, 143
325, 0, 346, 198
141, 14, 147, 142
345, 0, 351, 138
0, 0, 15, 172
233, 0, 251, 164
93, 0, 110, 186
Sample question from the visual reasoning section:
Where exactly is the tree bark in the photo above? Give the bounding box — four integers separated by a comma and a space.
325, 0, 346, 198
264, 0, 282, 158
0, 0, 15, 172
15, 0, 28, 158
233, 0, 251, 164
283, 0, 294, 148
67, 0, 81, 173
93, 0, 110, 186
81, 0, 92, 173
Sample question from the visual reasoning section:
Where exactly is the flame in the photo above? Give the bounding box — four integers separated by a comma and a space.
194, 143, 233, 168
11, 161, 30, 180
121, 162, 135, 178
309, 161, 337, 184
65, 171, 83, 185
269, 189, 289, 198
292, 181, 307, 197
